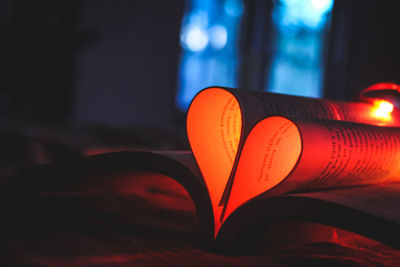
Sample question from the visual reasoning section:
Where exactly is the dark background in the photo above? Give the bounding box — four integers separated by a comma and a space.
0, 0, 184, 130
1, 0, 400, 130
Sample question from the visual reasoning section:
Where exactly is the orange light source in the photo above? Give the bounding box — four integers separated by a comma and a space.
371, 100, 394, 121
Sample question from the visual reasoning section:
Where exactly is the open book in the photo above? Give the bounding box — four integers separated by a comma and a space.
5, 86, 400, 250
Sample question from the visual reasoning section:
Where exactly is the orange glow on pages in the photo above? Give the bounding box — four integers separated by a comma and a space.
187, 88, 242, 235
371, 100, 394, 121
223, 116, 302, 222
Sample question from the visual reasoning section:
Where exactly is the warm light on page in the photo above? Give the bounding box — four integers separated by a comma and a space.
224, 116, 302, 221
371, 100, 393, 121
187, 88, 242, 234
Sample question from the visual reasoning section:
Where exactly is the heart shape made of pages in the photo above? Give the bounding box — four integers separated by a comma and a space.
188, 89, 303, 236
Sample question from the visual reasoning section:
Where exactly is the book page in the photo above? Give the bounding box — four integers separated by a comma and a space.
215, 88, 400, 216
217, 183, 400, 248
187, 88, 242, 233
290, 119, 400, 192
246, 90, 400, 126
223, 116, 400, 223
295, 183, 400, 223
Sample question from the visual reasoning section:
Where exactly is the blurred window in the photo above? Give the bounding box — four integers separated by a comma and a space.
176, 0, 334, 111
266, 0, 334, 97
176, 0, 244, 111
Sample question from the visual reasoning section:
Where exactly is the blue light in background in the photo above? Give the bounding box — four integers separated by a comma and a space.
180, 9, 209, 52
176, 0, 333, 110
176, 0, 243, 111
209, 25, 228, 50
181, 25, 209, 52
279, 0, 333, 29
267, 0, 334, 98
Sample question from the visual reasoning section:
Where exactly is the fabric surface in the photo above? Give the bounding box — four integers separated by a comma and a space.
0, 128, 399, 266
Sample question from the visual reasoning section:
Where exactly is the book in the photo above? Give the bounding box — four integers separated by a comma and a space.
4, 86, 400, 250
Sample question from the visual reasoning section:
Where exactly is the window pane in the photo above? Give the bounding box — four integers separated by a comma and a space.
176, 0, 244, 111
266, 0, 334, 98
